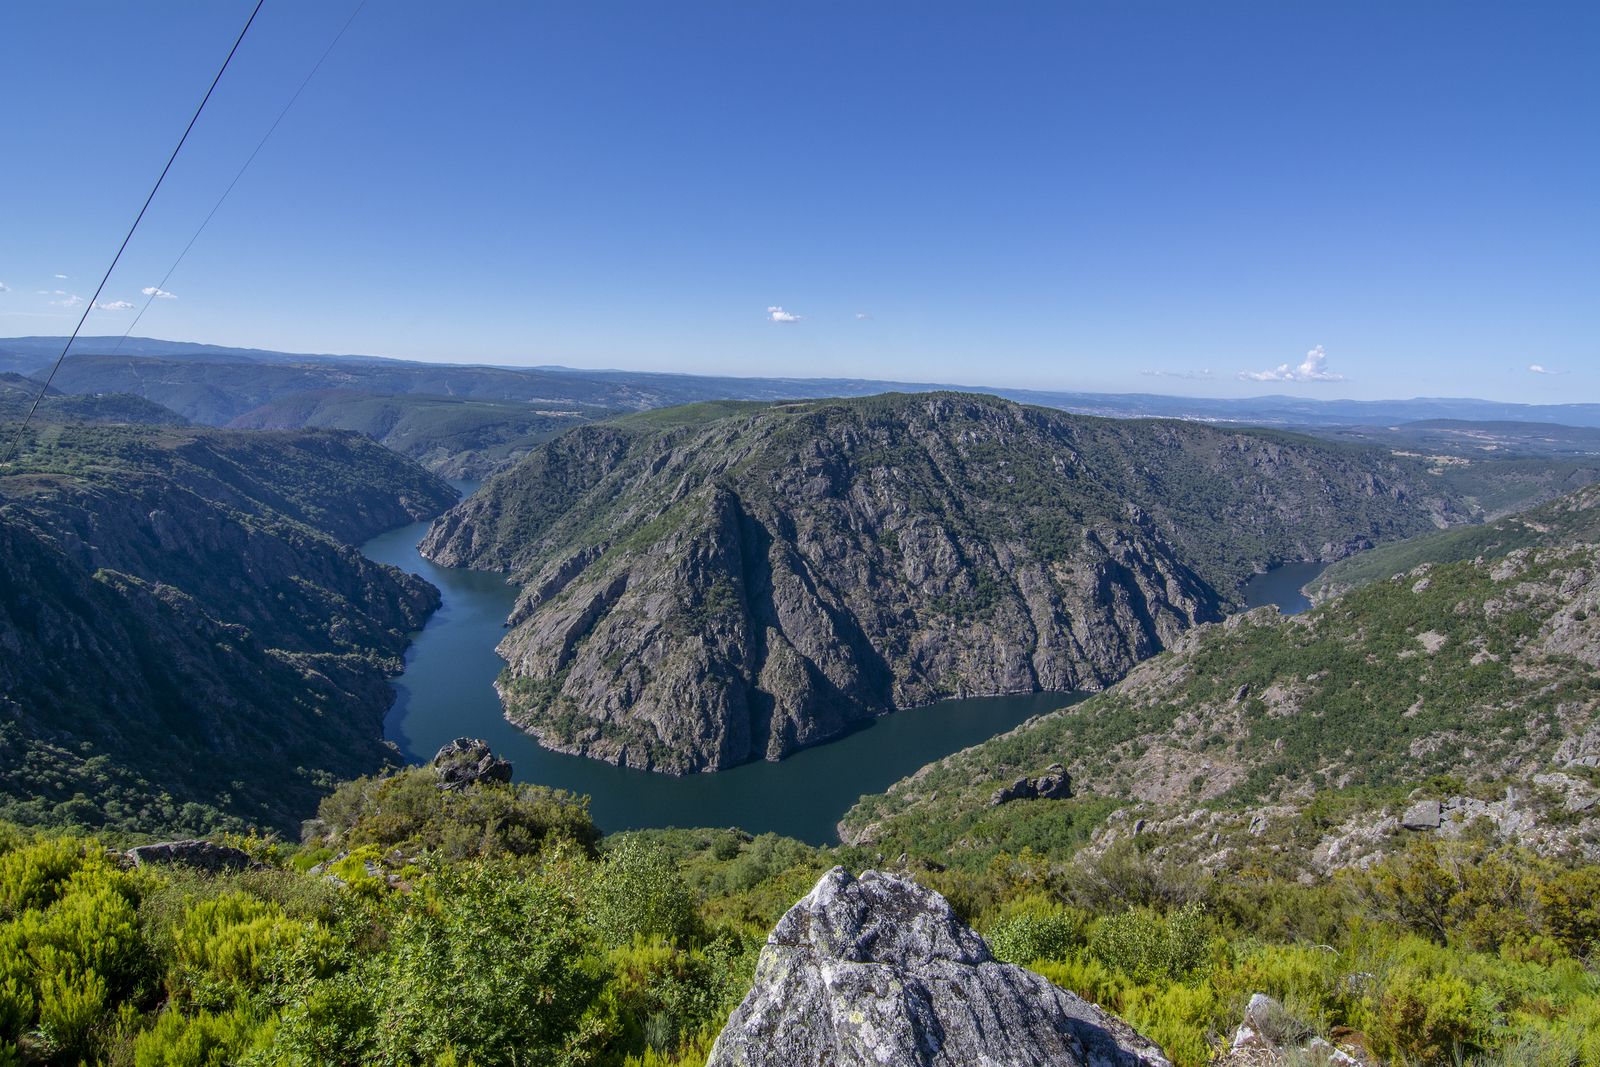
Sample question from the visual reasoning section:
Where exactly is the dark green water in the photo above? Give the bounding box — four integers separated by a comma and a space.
1240, 560, 1327, 615
361, 489, 1082, 844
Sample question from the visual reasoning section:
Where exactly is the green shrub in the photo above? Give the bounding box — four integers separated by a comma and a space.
367, 861, 605, 1064
1535, 866, 1600, 959
37, 968, 107, 1058
1089, 903, 1208, 984
312, 768, 600, 860
1365, 963, 1497, 1064
590, 839, 699, 947
168, 892, 316, 1009
985, 905, 1089, 965
132, 1006, 271, 1067
0, 836, 114, 915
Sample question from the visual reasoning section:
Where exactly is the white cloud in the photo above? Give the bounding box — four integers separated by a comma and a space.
1141, 368, 1214, 380
142, 286, 177, 299
53, 274, 68, 280
97, 300, 136, 311
47, 291, 83, 308
1528, 363, 1563, 375
0, 282, 9, 292
766, 305, 801, 323
1239, 344, 1345, 383
855, 312, 872, 321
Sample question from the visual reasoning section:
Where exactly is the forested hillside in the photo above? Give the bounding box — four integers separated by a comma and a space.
227, 390, 595, 478
0, 423, 456, 834
1308, 483, 1600, 601
0, 373, 186, 427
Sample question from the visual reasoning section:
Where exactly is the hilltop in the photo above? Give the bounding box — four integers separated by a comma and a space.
421, 392, 1464, 773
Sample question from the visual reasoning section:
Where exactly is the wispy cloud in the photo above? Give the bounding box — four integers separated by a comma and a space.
855, 311, 872, 321
46, 290, 83, 308
1141, 368, 1214, 380
97, 300, 136, 311
53, 274, 68, 280
1239, 344, 1344, 383
142, 286, 177, 299
0, 282, 9, 292
766, 305, 801, 323
1528, 363, 1564, 375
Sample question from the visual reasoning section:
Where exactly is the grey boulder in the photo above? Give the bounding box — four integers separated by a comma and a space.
706, 866, 1170, 1067
1401, 799, 1442, 830
989, 769, 1073, 807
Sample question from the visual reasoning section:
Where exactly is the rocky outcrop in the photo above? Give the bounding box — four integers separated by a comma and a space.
1400, 799, 1441, 830
706, 867, 1170, 1067
430, 737, 513, 790
126, 840, 260, 873
424, 393, 1459, 773
990, 765, 1072, 806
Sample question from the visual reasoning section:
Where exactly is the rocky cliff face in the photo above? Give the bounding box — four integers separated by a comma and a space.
0, 423, 456, 834
706, 866, 1169, 1067
423, 393, 1464, 774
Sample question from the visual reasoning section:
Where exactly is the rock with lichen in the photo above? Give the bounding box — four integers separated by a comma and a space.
706, 866, 1170, 1067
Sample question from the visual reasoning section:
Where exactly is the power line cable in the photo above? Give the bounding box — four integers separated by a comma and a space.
2, 0, 267, 468
111, 0, 369, 357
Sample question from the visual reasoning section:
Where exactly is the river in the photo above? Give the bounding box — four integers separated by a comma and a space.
1239, 560, 1327, 615
361, 486, 1082, 844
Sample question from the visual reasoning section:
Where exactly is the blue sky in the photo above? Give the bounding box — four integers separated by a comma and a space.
2, 1, 1594, 401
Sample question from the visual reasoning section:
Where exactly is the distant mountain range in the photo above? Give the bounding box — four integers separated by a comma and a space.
4, 335, 1598, 429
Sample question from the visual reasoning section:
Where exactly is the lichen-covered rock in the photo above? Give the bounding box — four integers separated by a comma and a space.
430, 737, 513, 790
126, 840, 259, 873
706, 867, 1170, 1067
1401, 799, 1442, 830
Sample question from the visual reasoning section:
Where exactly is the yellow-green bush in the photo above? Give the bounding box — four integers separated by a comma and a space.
168, 892, 317, 1009
131, 1006, 272, 1067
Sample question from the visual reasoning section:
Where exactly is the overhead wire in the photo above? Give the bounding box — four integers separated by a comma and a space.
110, 0, 370, 358
2, 0, 267, 468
